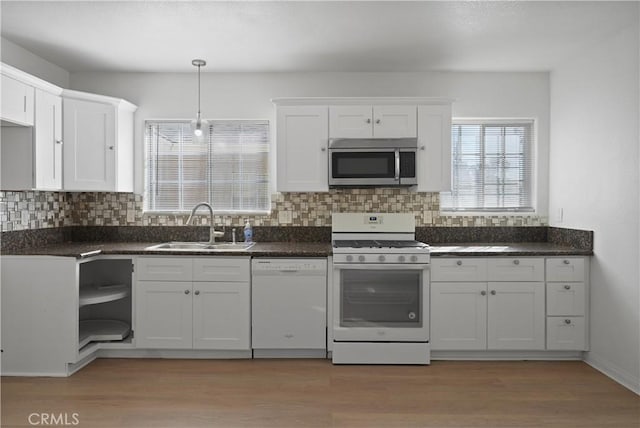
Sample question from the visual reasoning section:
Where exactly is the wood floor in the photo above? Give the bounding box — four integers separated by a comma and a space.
2, 359, 638, 428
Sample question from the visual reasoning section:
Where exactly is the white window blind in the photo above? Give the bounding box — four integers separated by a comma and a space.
145, 120, 270, 213
440, 120, 534, 212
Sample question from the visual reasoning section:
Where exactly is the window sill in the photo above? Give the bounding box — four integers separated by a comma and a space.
142, 210, 271, 216
440, 211, 538, 217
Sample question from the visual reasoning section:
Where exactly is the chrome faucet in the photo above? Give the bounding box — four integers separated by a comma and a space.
186, 202, 217, 244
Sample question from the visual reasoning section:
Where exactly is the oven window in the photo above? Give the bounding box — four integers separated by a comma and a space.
340, 270, 422, 327
332, 152, 395, 178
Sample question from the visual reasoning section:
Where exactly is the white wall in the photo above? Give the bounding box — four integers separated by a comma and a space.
69, 71, 550, 216
1, 37, 69, 88
549, 18, 640, 393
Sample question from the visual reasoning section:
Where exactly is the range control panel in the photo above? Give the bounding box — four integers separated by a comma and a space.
252, 259, 327, 274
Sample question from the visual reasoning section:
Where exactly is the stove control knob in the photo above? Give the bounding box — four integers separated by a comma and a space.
410, 255, 418, 262
346, 255, 353, 262
358, 255, 365, 262
398, 255, 406, 263
378, 255, 386, 262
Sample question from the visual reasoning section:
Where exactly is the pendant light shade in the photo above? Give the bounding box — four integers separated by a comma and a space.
190, 59, 209, 141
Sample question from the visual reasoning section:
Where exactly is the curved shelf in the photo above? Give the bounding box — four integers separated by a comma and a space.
79, 319, 131, 349
79, 283, 129, 307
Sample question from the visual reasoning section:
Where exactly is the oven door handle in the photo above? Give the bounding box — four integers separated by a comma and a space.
334, 263, 429, 270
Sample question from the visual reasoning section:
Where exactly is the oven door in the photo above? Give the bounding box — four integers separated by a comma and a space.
332, 263, 430, 342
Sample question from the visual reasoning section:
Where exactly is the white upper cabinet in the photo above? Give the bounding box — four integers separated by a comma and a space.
329, 105, 417, 138
1, 64, 63, 191
1, 74, 34, 126
63, 90, 136, 192
276, 105, 329, 192
34, 89, 63, 190
416, 104, 452, 192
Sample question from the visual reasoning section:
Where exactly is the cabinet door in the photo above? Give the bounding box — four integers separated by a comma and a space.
372, 105, 416, 138
329, 105, 372, 138
135, 281, 193, 349
276, 105, 329, 192
63, 98, 115, 191
430, 282, 487, 350
252, 273, 327, 349
487, 282, 545, 350
1, 75, 34, 126
416, 104, 452, 191
192, 282, 250, 350
34, 90, 62, 190
546, 317, 586, 350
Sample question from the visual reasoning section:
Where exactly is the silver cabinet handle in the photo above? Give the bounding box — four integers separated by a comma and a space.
375, 119, 381, 124
394, 150, 400, 180
456, 260, 462, 266
490, 290, 496, 295
184, 290, 190, 295
366, 118, 371, 124
420, 145, 426, 151
284, 334, 294, 339
563, 260, 570, 265
513, 259, 520, 265
480, 290, 487, 296
564, 285, 571, 290
564, 319, 571, 325
321, 147, 326, 152
108, 146, 114, 151
194, 290, 200, 295
56, 140, 63, 145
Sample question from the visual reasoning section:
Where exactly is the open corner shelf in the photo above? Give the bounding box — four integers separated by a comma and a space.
79, 319, 131, 349
79, 283, 129, 307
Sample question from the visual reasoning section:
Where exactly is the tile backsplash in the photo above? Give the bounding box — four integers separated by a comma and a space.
0, 188, 547, 232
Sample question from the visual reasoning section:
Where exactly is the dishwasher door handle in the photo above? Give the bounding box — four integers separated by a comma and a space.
279, 269, 299, 273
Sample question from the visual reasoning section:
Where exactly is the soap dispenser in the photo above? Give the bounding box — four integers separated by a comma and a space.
243, 220, 253, 243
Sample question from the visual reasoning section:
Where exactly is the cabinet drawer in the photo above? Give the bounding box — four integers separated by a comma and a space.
431, 258, 487, 282
546, 258, 585, 282
547, 317, 586, 350
488, 258, 544, 282
136, 257, 193, 281
546, 283, 585, 316
193, 257, 250, 282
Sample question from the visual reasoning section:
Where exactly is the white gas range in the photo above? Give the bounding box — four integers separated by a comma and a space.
331, 213, 431, 365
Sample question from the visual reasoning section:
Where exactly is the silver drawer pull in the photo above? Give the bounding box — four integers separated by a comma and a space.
564, 285, 571, 290
490, 290, 496, 295
456, 260, 462, 266
185, 290, 190, 295
480, 290, 487, 296
564, 319, 572, 325
513, 259, 520, 265
563, 260, 570, 265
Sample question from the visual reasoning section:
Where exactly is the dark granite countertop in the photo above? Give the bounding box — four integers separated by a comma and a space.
1, 240, 592, 258
430, 242, 593, 256
1, 241, 333, 258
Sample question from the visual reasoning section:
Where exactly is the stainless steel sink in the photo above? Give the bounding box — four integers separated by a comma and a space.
145, 242, 256, 251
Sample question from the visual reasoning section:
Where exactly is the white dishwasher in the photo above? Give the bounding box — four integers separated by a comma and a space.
251, 258, 327, 356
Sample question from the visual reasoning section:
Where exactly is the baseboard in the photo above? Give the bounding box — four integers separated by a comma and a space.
584, 352, 640, 395
97, 348, 252, 359
431, 350, 584, 360
253, 349, 327, 359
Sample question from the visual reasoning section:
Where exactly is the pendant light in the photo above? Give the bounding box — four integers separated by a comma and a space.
190, 59, 209, 141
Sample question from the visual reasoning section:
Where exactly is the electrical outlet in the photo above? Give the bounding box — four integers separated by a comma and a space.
278, 210, 292, 224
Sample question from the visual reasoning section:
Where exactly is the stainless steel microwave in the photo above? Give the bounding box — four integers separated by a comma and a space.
328, 138, 418, 187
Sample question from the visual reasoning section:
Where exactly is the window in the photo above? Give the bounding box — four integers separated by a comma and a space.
145, 120, 269, 213
440, 120, 534, 212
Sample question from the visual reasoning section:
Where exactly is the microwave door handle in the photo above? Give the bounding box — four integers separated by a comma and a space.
394, 150, 400, 181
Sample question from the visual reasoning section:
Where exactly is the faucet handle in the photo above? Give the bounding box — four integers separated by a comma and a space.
232, 228, 237, 244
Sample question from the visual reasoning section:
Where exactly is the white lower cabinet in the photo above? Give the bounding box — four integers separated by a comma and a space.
431, 281, 545, 350
431, 257, 546, 351
135, 257, 250, 350
545, 257, 589, 351
430, 282, 487, 350
486, 282, 545, 350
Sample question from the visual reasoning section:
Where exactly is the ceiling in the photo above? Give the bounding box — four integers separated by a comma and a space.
1, 1, 637, 73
